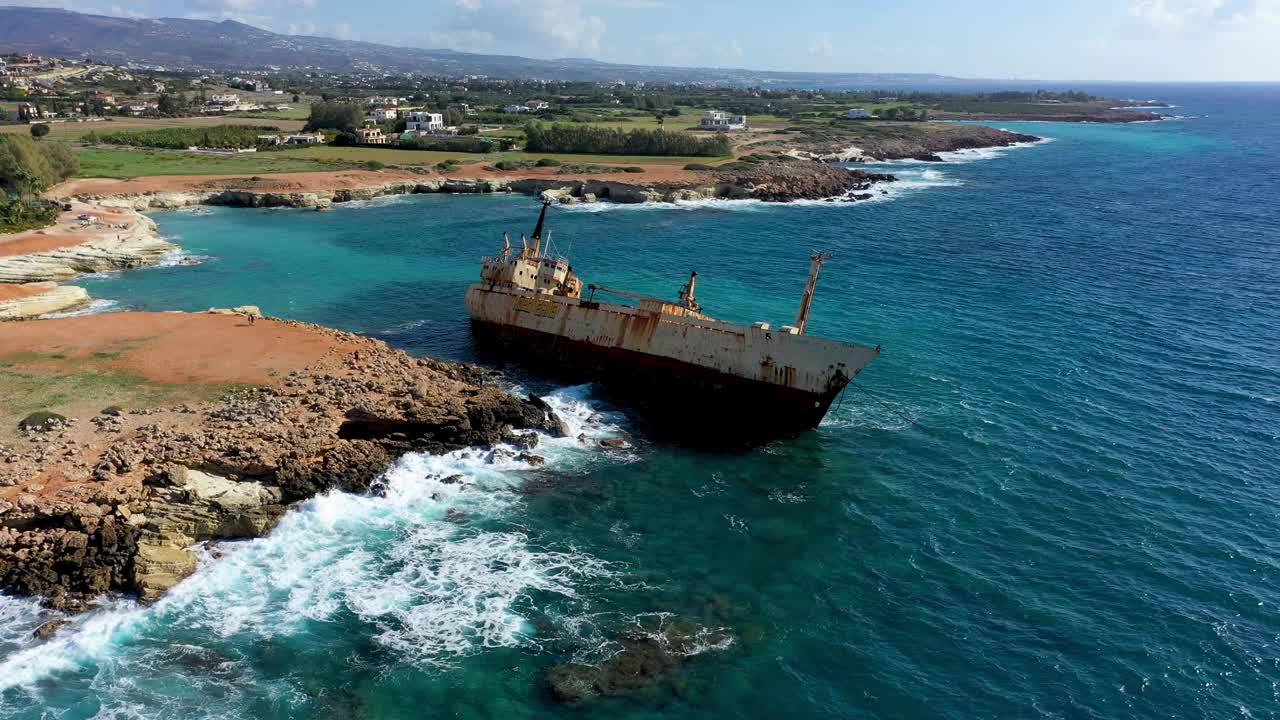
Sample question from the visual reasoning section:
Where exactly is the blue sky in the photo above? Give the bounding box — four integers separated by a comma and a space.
10, 0, 1280, 80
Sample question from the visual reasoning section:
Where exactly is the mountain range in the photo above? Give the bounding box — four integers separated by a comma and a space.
0, 6, 962, 86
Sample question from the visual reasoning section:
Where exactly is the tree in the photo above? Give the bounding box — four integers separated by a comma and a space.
305, 101, 363, 132
291, 94, 300, 103
156, 93, 187, 117
29, 124, 50, 139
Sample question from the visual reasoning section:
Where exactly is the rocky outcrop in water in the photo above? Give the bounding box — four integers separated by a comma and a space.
774, 123, 1042, 163
545, 615, 733, 702
0, 320, 568, 608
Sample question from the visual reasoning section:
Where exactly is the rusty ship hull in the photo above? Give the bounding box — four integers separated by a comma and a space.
465, 284, 880, 439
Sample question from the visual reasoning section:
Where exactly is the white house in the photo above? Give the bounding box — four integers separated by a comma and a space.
525, 99, 550, 111
365, 95, 399, 107
283, 133, 324, 145
502, 104, 529, 114
698, 110, 747, 131
842, 108, 871, 119
369, 107, 398, 122
209, 93, 239, 105
405, 111, 444, 132
251, 80, 271, 92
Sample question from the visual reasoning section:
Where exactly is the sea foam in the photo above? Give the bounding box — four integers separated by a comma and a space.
0, 384, 622, 702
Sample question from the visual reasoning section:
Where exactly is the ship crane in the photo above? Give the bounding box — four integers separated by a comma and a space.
589, 269, 702, 313
792, 250, 832, 335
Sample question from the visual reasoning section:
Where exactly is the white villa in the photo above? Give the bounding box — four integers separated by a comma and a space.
369, 107, 398, 122
843, 108, 871, 119
698, 110, 748, 131
405, 111, 445, 132
209, 93, 239, 105
525, 99, 550, 111
365, 95, 400, 106
502, 104, 529, 114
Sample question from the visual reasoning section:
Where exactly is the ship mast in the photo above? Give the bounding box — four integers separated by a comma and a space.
793, 250, 832, 335
529, 199, 552, 258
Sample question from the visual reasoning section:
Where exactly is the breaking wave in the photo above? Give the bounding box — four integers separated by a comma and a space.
0, 385, 624, 711
38, 297, 119, 319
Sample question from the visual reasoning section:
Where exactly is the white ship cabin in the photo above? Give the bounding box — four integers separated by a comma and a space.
480, 203, 583, 298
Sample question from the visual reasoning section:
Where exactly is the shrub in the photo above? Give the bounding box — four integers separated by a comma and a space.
0, 134, 78, 194
494, 160, 520, 171
534, 158, 562, 167
623, 166, 645, 173
684, 163, 715, 171
100, 405, 124, 417
18, 411, 67, 432
29, 123, 50, 139
523, 122, 732, 157
363, 160, 385, 170
398, 136, 505, 153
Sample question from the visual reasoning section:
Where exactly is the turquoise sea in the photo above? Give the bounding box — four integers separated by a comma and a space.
2, 83, 1278, 719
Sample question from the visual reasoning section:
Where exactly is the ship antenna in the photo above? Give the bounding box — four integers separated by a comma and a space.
794, 250, 832, 335
501, 231, 511, 258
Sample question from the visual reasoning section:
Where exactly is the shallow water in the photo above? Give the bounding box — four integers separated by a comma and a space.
3, 83, 1279, 719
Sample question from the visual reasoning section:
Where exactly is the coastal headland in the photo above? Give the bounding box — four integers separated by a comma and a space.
0, 119, 1044, 320
0, 311, 569, 610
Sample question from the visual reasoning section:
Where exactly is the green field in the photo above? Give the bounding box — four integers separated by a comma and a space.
493, 151, 730, 166
2, 116, 308, 142
72, 143, 734, 179
73, 147, 351, 178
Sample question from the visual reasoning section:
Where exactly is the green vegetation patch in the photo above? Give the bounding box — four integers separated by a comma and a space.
523, 122, 732, 157
82, 125, 281, 150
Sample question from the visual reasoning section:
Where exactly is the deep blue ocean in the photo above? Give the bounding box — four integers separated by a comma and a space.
2, 83, 1278, 719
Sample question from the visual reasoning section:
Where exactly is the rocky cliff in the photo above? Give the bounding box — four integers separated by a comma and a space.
65, 166, 896, 212
0, 317, 568, 609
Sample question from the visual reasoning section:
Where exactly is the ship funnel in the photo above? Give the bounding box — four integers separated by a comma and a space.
793, 250, 832, 335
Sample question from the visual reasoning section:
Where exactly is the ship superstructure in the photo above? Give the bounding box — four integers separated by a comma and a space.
465, 201, 880, 440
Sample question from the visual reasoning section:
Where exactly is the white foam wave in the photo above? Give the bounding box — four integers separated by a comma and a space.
337, 194, 411, 210
558, 198, 769, 214
0, 385, 624, 697
39, 298, 119, 319
861, 137, 1053, 167
153, 250, 213, 268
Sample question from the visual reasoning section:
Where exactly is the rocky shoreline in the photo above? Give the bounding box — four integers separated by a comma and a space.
0, 203, 175, 320
0, 314, 571, 610
774, 124, 1044, 163
63, 162, 899, 213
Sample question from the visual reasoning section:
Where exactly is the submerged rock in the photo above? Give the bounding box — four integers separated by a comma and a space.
545, 617, 732, 703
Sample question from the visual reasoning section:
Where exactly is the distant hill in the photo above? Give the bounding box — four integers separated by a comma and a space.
0, 6, 963, 86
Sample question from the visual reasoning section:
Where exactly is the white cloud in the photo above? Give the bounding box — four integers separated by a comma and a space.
451, 0, 606, 56
1129, 0, 1280, 29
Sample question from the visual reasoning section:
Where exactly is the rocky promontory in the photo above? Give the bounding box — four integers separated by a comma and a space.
768, 122, 1043, 163
0, 202, 176, 320
0, 312, 568, 609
